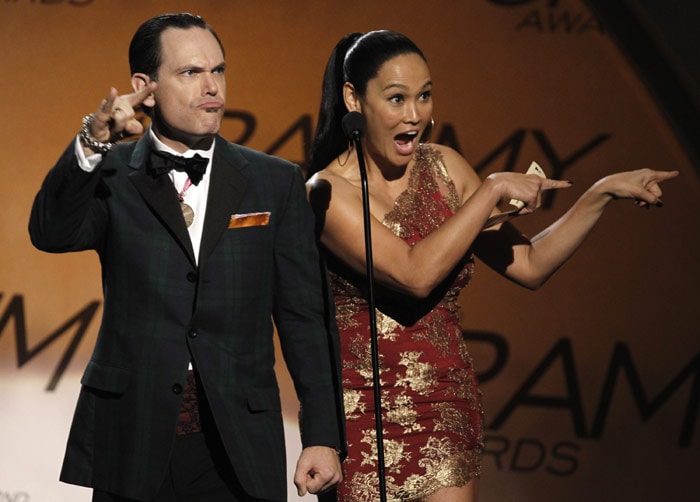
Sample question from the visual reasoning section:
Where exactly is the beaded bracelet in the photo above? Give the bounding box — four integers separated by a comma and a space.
80, 114, 115, 154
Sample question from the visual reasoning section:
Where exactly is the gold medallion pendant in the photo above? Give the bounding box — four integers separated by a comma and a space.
181, 202, 194, 227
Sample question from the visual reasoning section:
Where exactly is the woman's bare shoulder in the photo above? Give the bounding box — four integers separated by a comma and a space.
306, 165, 362, 215
307, 165, 355, 193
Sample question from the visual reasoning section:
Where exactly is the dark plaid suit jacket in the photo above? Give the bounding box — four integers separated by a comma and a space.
29, 134, 344, 501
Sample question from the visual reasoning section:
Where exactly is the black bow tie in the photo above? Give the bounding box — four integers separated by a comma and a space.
149, 150, 209, 185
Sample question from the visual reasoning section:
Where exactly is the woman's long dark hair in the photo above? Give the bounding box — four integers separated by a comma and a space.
307, 30, 427, 178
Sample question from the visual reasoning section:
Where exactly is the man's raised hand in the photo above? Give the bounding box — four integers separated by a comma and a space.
87, 83, 157, 144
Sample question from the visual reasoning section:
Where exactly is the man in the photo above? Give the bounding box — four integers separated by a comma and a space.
29, 13, 344, 502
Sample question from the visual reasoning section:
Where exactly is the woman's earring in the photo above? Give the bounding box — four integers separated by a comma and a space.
419, 117, 435, 144
337, 140, 354, 167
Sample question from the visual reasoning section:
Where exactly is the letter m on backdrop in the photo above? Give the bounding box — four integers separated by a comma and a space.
0, 293, 100, 391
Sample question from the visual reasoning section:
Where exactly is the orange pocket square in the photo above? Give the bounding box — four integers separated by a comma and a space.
228, 212, 271, 229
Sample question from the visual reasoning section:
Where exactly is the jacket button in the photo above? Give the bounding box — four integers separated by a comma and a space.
172, 383, 183, 394
188, 328, 198, 339
186, 272, 198, 282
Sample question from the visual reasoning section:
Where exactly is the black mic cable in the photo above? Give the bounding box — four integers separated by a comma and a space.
341, 111, 387, 502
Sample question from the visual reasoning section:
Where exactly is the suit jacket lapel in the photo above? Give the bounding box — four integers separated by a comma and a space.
199, 137, 248, 270
127, 135, 197, 265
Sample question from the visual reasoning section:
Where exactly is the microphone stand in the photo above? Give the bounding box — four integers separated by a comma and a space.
350, 127, 388, 502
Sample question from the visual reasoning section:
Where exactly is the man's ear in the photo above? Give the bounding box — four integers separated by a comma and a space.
131, 73, 156, 108
343, 82, 362, 113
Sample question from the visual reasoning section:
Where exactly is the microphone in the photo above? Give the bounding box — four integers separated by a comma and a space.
342, 111, 366, 142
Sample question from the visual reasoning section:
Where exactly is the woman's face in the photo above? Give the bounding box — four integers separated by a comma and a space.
357, 53, 433, 168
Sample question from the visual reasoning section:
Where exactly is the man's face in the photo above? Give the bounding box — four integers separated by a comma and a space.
150, 27, 226, 150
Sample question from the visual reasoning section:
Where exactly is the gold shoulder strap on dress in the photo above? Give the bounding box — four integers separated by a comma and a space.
420, 144, 461, 212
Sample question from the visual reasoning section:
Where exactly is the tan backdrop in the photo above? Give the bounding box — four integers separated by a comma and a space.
2, 1, 698, 501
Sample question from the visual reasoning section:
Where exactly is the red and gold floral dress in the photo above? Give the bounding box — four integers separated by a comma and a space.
328, 144, 483, 501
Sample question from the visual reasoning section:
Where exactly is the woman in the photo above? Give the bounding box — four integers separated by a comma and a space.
306, 30, 677, 502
